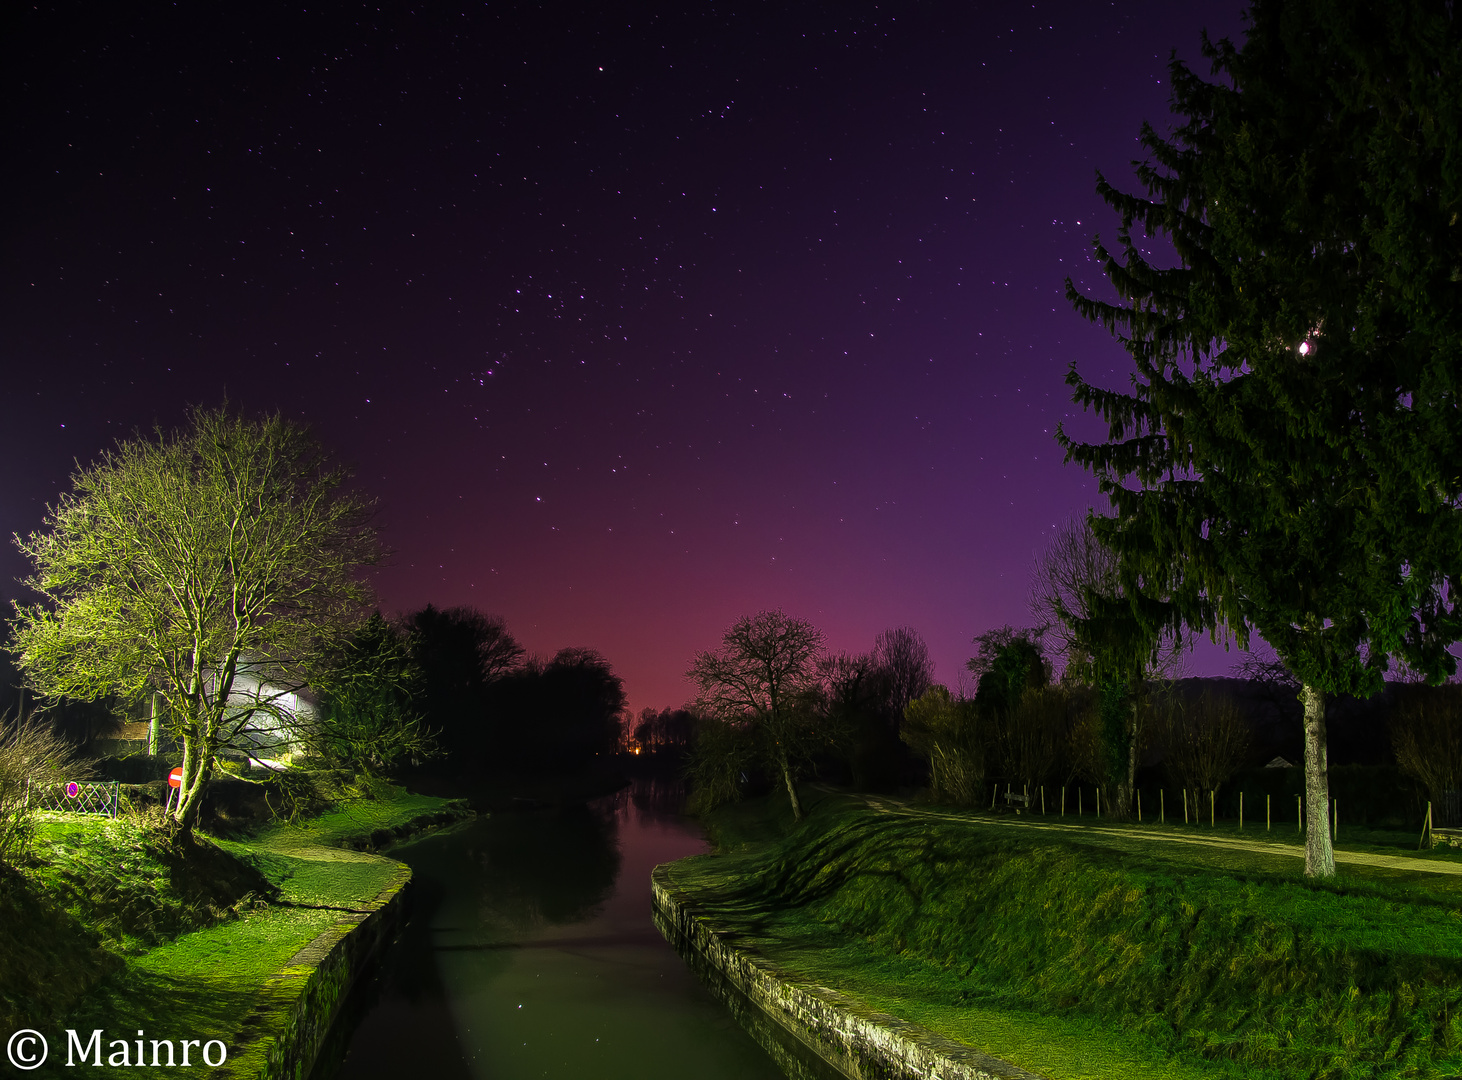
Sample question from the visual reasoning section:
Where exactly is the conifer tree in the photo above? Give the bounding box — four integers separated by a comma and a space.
1060, 0, 1462, 876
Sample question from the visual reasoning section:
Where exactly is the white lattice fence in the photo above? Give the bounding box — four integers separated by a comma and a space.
29, 780, 121, 818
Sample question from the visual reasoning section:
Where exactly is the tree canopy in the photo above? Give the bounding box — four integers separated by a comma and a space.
11, 406, 380, 828
1059, 0, 1462, 875
306, 613, 436, 777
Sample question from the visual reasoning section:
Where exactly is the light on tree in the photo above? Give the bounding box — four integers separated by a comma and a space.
11, 406, 381, 830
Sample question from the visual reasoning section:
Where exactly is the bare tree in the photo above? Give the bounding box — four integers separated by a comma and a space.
687, 611, 824, 821
873, 627, 934, 724
11, 407, 380, 830
1154, 688, 1251, 822
1029, 516, 1183, 818
999, 686, 1069, 796
1391, 685, 1462, 827
1030, 516, 1120, 682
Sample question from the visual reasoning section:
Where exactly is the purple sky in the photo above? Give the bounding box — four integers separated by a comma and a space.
3, 1, 1248, 713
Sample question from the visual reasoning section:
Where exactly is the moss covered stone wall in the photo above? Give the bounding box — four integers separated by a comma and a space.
653, 865, 1039, 1080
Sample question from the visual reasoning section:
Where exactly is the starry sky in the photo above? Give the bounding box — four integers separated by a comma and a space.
3, 1, 1248, 713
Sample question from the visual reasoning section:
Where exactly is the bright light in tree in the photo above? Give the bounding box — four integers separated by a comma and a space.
1298, 341, 1311, 355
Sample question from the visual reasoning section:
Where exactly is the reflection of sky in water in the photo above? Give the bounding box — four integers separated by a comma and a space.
332, 779, 788, 1080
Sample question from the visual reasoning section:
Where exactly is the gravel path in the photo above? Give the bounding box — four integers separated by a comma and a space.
851, 792, 1462, 877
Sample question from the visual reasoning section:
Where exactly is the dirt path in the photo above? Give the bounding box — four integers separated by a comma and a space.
849, 792, 1462, 877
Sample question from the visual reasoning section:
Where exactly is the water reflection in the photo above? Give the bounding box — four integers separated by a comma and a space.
463, 802, 620, 933
322, 778, 798, 1080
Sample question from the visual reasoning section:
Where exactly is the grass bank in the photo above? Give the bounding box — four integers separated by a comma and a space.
2, 780, 469, 1072
667, 789, 1462, 1080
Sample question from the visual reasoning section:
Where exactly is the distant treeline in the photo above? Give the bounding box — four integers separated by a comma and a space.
676, 612, 1462, 830
397, 605, 626, 775
2, 603, 627, 780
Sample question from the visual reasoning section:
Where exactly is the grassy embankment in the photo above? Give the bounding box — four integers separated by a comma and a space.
666, 788, 1462, 1080
0, 781, 467, 1072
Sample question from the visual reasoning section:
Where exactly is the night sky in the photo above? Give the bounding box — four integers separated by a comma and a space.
3, 1, 1247, 713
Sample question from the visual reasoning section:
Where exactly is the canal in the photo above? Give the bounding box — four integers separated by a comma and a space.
319, 777, 823, 1080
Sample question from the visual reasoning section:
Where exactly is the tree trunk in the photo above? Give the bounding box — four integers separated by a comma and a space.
148, 691, 162, 757
780, 757, 804, 822
1301, 683, 1335, 877
1115, 701, 1141, 820
173, 730, 211, 832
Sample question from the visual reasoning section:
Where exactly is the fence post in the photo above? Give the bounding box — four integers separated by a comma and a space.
1239, 791, 1243, 831
1160, 789, 1164, 825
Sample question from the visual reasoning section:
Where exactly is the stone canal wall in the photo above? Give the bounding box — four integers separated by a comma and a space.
225, 863, 413, 1080
652, 865, 1045, 1080
218, 801, 474, 1079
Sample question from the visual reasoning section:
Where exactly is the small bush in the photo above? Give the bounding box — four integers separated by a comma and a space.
901, 685, 984, 804
0, 716, 92, 864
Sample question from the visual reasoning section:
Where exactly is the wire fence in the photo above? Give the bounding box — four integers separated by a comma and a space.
28, 779, 121, 819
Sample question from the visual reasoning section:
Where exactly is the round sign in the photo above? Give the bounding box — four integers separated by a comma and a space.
65, 782, 79, 799
168, 766, 183, 789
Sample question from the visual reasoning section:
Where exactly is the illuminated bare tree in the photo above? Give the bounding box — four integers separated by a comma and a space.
901, 685, 982, 804
11, 406, 380, 830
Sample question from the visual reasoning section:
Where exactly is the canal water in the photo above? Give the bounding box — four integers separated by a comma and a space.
321, 777, 803, 1080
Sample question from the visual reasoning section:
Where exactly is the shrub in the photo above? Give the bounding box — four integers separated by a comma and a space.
901, 685, 984, 805
0, 716, 92, 864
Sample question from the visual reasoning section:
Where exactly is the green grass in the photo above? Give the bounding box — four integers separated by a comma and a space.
28, 814, 275, 949
3, 781, 464, 1069
132, 906, 341, 980
245, 781, 458, 851
214, 779, 463, 907
671, 788, 1462, 1080
0, 861, 120, 1032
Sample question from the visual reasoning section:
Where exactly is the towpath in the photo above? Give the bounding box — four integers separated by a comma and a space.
846, 791, 1462, 878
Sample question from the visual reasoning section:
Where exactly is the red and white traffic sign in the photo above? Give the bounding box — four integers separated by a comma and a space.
168, 766, 183, 789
